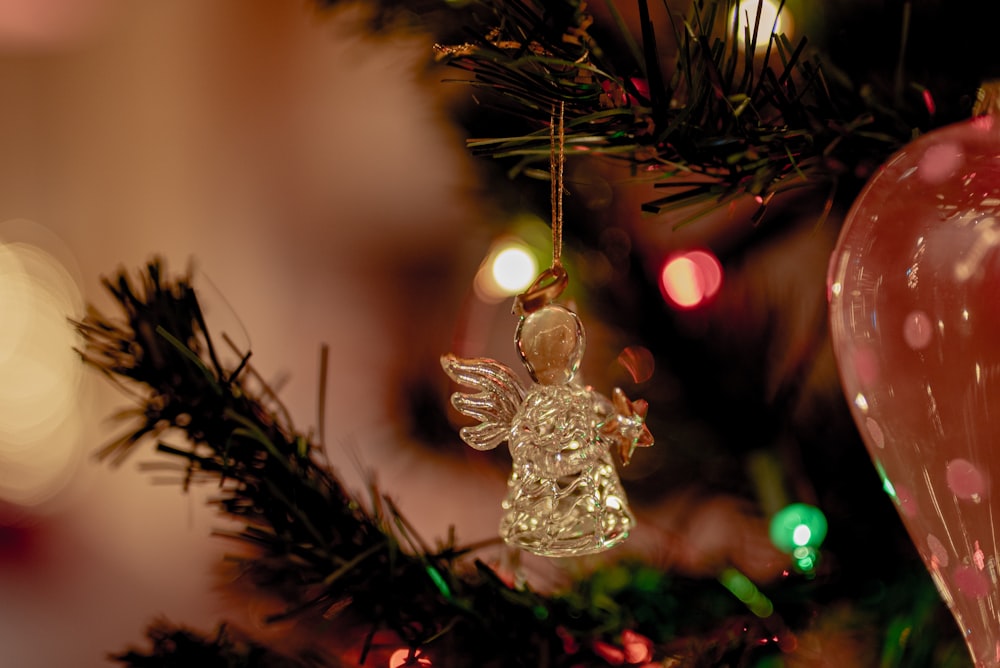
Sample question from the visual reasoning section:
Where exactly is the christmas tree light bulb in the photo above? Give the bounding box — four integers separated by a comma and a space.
491, 245, 537, 292
0, 223, 85, 511
389, 648, 432, 667
731, 0, 792, 53
661, 257, 701, 306
475, 240, 539, 301
659, 249, 723, 309
769, 503, 828, 554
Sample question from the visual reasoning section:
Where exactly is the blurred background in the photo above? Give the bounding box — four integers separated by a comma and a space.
3, 0, 1000, 666
0, 2, 503, 665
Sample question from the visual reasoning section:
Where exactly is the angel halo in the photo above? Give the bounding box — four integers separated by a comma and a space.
441, 292, 653, 557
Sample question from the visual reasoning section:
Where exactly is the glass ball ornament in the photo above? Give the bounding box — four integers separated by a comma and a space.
828, 109, 1000, 667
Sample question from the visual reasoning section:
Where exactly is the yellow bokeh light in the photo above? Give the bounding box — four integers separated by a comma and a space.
491, 245, 537, 293
0, 222, 84, 509
731, 0, 792, 52
660, 257, 701, 307
475, 239, 539, 302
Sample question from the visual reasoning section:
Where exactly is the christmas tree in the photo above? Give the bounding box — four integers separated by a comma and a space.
3, 1, 1000, 666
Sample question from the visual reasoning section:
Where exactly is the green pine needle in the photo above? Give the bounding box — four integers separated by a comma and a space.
436, 0, 920, 221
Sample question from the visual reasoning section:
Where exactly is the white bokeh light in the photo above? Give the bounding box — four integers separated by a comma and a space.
491, 245, 537, 293
475, 239, 539, 302
732, 0, 793, 52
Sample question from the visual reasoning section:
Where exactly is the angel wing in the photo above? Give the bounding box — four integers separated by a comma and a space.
440, 353, 527, 451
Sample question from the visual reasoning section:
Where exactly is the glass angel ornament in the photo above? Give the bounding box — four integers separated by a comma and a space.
441, 302, 653, 557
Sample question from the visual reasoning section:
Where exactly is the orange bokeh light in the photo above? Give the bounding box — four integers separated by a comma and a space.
388, 648, 432, 668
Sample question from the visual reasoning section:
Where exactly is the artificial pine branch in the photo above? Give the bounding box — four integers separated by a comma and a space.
109, 620, 326, 668
435, 0, 921, 223
74, 261, 664, 666
75, 261, 554, 665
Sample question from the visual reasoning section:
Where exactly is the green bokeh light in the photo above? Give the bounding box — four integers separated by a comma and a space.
792, 546, 818, 573
719, 567, 774, 618
769, 503, 828, 554
426, 566, 452, 600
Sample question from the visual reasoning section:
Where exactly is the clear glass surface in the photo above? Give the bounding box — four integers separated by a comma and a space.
443, 303, 639, 557
829, 114, 1000, 667
500, 383, 633, 556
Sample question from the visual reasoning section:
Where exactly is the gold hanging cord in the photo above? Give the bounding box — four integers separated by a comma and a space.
514, 101, 568, 315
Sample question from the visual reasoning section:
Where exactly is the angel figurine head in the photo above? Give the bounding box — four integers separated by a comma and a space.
516, 304, 584, 385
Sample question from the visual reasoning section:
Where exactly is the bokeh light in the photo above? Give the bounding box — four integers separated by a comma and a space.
0, 220, 84, 511
769, 502, 827, 575
769, 503, 828, 556
388, 648, 432, 667
474, 238, 538, 302
658, 249, 723, 309
731, 0, 793, 53
491, 245, 537, 293
719, 567, 774, 618
617, 345, 655, 384
792, 545, 818, 573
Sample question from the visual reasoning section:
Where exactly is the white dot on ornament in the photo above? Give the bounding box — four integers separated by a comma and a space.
865, 417, 885, 448
954, 565, 990, 599
895, 483, 917, 518
853, 346, 880, 385
902, 310, 933, 350
918, 142, 964, 184
854, 393, 869, 412
928, 534, 950, 568
946, 458, 988, 501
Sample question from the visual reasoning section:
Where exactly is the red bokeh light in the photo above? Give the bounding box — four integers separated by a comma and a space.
921, 88, 936, 116
659, 249, 723, 309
